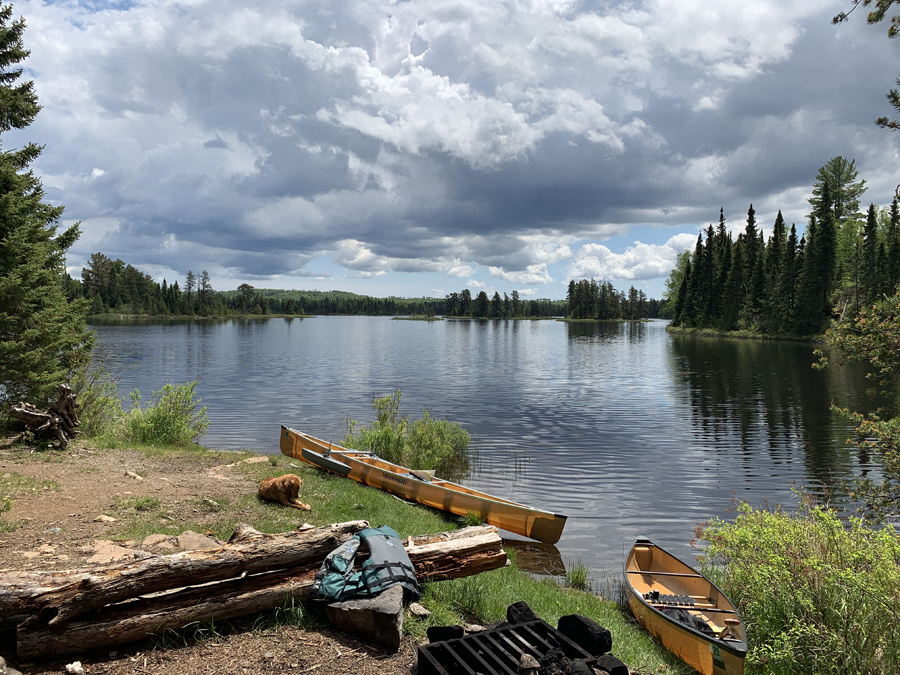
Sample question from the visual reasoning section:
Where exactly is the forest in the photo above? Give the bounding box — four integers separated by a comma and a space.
67, 254, 599, 318
666, 157, 900, 336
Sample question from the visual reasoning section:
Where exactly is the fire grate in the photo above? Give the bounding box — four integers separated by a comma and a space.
417, 619, 604, 675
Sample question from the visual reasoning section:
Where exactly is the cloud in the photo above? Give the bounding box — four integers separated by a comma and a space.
11, 0, 900, 294
488, 263, 553, 285
566, 233, 698, 282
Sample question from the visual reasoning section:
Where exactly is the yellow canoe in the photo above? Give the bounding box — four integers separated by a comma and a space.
280, 426, 568, 544
624, 538, 747, 675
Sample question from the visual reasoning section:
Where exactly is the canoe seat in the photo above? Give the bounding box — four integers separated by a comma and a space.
645, 593, 696, 606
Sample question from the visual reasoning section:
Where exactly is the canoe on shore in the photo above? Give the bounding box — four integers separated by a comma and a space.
279, 426, 568, 544
624, 538, 747, 675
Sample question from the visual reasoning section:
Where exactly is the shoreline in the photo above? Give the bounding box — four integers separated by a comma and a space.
0, 438, 689, 675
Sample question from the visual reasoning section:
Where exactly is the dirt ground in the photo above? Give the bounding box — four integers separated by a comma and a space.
0, 438, 420, 675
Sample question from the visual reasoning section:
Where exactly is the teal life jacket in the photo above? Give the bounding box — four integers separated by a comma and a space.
311, 525, 421, 603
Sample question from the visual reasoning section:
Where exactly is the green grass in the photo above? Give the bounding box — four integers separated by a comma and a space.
0, 470, 60, 494
564, 558, 592, 593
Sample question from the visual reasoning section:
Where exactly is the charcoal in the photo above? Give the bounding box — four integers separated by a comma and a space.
556, 614, 612, 656
506, 600, 539, 624
426, 624, 464, 642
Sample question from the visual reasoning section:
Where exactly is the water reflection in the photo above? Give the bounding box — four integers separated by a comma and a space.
667, 335, 877, 496
89, 317, 884, 573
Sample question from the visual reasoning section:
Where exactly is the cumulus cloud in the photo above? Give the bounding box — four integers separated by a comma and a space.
566, 233, 698, 282
10, 0, 899, 294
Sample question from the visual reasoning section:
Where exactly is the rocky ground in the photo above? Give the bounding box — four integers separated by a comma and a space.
0, 437, 420, 675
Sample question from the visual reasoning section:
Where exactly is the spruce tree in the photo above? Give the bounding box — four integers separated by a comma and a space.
721, 236, 745, 331
862, 203, 879, 304
0, 4, 94, 413
888, 197, 900, 293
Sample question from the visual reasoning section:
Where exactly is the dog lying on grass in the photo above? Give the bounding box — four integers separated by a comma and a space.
258, 474, 312, 511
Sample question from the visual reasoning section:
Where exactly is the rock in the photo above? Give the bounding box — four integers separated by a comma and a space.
507, 600, 539, 624
142, 534, 172, 548
87, 540, 135, 564
325, 584, 404, 651
557, 614, 612, 656
94, 515, 116, 523
407, 602, 431, 617
594, 654, 628, 675
518, 653, 540, 674
175, 530, 223, 551
65, 662, 84, 675
426, 624, 464, 643
463, 623, 485, 632
44, 527, 62, 534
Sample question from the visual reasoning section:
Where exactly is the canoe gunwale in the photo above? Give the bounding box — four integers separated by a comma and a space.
623, 539, 748, 660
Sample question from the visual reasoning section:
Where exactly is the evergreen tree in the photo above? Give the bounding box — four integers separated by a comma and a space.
721, 236, 745, 331
808, 156, 867, 224
0, 5, 94, 411
764, 211, 787, 330
682, 235, 704, 326
862, 203, 879, 303
888, 197, 900, 293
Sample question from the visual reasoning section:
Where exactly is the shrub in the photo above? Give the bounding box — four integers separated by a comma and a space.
696, 501, 900, 675
344, 390, 470, 481
70, 360, 124, 438
123, 381, 209, 446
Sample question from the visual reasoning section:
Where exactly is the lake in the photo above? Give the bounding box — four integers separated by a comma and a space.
90, 316, 880, 577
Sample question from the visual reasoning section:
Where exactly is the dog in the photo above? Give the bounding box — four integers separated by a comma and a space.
258, 474, 312, 511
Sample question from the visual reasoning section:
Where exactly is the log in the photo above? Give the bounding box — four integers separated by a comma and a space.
0, 520, 368, 626
15, 525, 507, 658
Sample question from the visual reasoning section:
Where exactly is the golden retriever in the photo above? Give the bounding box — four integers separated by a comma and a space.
258, 474, 312, 511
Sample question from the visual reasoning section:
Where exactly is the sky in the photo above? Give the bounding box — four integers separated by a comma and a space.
11, 0, 900, 300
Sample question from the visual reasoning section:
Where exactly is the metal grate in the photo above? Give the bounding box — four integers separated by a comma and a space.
417, 619, 604, 675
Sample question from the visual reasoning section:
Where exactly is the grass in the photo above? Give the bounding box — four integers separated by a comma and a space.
564, 558, 592, 593
0, 470, 60, 494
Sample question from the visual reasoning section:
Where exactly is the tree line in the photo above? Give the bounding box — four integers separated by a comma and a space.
565, 279, 662, 320
442, 288, 566, 318
69, 256, 575, 318
667, 156, 900, 336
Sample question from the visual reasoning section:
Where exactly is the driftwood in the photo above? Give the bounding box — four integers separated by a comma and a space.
1, 522, 507, 658
9, 384, 80, 449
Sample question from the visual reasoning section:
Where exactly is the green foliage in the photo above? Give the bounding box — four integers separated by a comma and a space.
343, 390, 471, 481
697, 501, 900, 675
70, 361, 124, 437
122, 381, 209, 447
0, 5, 95, 416
817, 291, 900, 518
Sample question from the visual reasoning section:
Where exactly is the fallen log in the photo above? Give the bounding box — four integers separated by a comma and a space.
0, 521, 368, 625
14, 525, 507, 658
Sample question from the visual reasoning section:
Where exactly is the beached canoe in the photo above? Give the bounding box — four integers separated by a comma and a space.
624, 538, 747, 675
280, 425, 568, 544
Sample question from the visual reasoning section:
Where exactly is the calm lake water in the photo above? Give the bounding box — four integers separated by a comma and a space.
90, 316, 880, 576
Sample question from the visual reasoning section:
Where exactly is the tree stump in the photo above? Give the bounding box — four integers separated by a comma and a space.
9, 384, 80, 449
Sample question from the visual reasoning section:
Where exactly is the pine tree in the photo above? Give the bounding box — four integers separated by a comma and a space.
0, 5, 94, 412
721, 236, 745, 331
